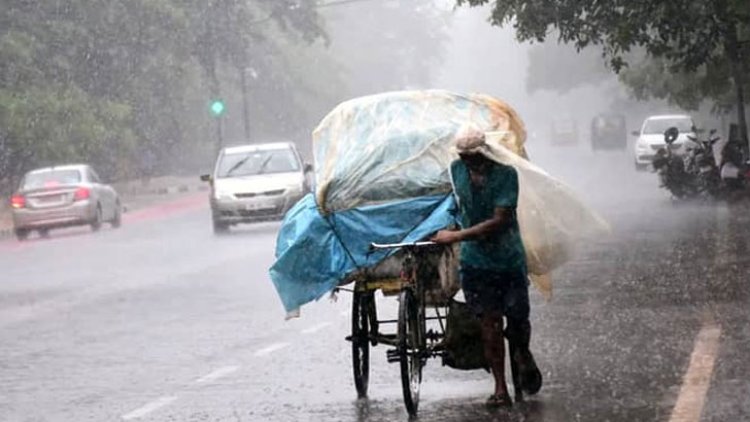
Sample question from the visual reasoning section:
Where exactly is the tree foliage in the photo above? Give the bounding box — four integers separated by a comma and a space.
458, 0, 750, 141
1, 0, 448, 195
525, 41, 612, 94
0, 0, 325, 193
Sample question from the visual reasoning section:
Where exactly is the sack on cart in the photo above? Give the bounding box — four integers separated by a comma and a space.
349, 243, 461, 305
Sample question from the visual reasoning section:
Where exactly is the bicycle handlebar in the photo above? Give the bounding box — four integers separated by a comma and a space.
369, 241, 436, 250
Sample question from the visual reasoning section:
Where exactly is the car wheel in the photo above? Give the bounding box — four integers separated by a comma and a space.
91, 205, 103, 231
14, 228, 29, 241
38, 228, 50, 238
111, 202, 122, 228
213, 219, 229, 235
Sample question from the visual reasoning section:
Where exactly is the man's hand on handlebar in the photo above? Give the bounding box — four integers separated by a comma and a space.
431, 229, 462, 244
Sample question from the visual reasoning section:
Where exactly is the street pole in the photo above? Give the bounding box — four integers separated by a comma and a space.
215, 115, 223, 153
210, 99, 226, 153
240, 68, 251, 142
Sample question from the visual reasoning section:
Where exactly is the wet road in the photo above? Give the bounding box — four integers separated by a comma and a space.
1, 145, 749, 422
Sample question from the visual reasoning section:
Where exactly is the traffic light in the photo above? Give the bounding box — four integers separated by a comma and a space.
210, 100, 225, 117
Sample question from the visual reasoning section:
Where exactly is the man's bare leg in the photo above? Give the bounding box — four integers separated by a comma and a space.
481, 313, 510, 401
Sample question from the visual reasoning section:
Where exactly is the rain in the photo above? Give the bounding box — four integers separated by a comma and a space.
1, 1, 749, 421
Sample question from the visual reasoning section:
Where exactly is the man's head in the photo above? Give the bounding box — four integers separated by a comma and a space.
456, 128, 491, 171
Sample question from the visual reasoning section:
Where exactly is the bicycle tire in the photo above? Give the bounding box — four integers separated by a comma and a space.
352, 292, 370, 398
398, 289, 423, 416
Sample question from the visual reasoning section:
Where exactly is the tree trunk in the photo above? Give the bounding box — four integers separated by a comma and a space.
240, 66, 251, 142
725, 23, 749, 154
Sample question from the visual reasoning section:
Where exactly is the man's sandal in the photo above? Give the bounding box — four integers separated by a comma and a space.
515, 349, 543, 395
486, 393, 513, 409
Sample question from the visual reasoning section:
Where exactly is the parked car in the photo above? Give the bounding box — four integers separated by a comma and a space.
10, 164, 122, 240
201, 142, 312, 234
633, 114, 698, 171
591, 113, 626, 150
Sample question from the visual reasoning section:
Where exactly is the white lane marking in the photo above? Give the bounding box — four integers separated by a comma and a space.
301, 322, 333, 335
669, 324, 722, 422
122, 396, 178, 420
254, 342, 290, 357
194, 365, 240, 384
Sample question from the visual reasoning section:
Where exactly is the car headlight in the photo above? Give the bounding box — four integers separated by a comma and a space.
214, 189, 234, 200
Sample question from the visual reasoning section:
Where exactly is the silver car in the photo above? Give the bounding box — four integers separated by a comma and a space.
201, 142, 312, 234
10, 165, 122, 240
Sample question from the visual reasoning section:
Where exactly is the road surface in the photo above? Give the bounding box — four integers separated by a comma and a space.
1, 146, 748, 421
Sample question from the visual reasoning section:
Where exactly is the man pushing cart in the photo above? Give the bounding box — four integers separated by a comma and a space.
269, 90, 608, 416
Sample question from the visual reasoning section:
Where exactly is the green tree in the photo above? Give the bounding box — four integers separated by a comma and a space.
458, 0, 750, 147
0, 0, 330, 193
0, 0, 448, 195
526, 41, 612, 94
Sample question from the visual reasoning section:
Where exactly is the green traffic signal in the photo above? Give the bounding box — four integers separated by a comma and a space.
210, 100, 225, 117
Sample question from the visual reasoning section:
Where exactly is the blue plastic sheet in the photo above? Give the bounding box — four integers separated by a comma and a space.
269, 193, 456, 313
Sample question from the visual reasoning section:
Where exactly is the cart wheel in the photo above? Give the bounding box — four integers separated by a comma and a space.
398, 289, 423, 416
352, 292, 370, 398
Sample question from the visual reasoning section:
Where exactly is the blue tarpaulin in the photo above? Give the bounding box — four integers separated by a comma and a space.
269, 193, 456, 313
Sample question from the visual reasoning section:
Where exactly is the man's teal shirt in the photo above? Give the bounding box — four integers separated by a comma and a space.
450, 159, 527, 274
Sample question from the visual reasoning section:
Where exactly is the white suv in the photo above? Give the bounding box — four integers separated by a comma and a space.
633, 115, 697, 171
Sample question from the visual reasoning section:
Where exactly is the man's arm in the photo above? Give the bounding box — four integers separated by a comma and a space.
432, 207, 514, 244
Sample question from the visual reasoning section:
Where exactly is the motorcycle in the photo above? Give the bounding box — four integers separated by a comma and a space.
685, 129, 722, 197
655, 126, 750, 200
652, 127, 698, 199
718, 139, 750, 193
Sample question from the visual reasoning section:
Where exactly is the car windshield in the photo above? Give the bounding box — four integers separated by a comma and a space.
22, 169, 81, 189
643, 118, 693, 134
217, 148, 299, 178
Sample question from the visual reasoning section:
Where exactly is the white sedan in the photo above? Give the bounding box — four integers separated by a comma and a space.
633, 114, 698, 171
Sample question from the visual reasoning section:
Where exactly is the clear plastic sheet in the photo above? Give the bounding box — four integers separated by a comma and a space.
309, 91, 608, 298
478, 140, 610, 297
313, 91, 527, 213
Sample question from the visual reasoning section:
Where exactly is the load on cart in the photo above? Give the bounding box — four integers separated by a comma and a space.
269, 90, 607, 415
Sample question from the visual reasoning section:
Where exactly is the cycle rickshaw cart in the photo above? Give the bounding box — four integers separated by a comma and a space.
343, 239, 484, 416
269, 90, 609, 417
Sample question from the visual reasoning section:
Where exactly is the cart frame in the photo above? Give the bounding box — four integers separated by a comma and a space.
344, 241, 450, 416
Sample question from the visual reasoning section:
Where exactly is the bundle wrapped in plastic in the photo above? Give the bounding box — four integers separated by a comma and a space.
270, 90, 607, 313
313, 91, 527, 213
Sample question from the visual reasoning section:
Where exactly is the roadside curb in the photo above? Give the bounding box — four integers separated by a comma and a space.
121, 183, 208, 198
